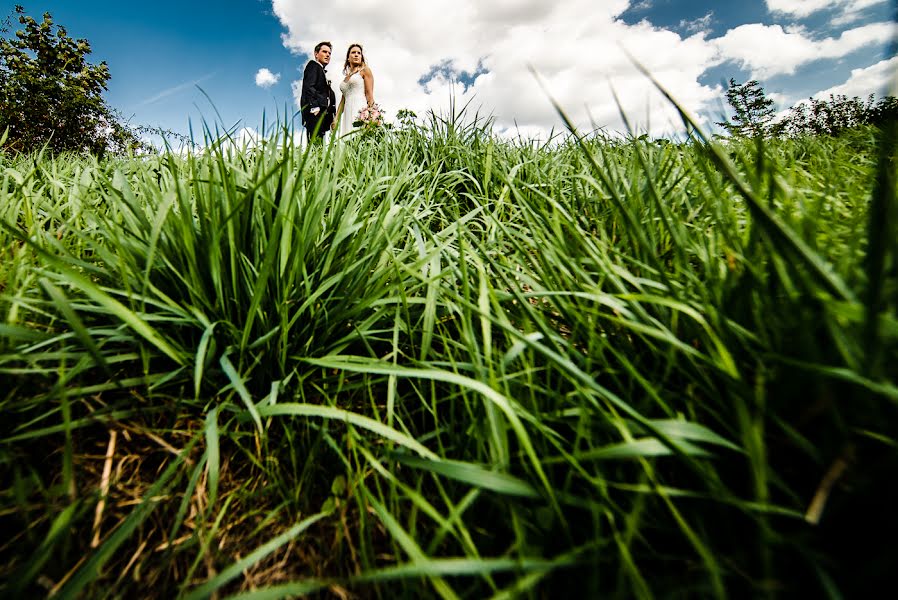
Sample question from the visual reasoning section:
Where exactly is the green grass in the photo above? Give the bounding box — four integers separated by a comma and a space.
1, 112, 896, 599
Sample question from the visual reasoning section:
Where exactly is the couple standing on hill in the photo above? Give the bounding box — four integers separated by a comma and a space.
300, 41, 376, 143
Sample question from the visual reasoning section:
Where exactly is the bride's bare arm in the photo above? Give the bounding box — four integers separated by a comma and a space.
362, 67, 375, 106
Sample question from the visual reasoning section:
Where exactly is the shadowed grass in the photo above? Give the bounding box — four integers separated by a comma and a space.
1, 108, 896, 598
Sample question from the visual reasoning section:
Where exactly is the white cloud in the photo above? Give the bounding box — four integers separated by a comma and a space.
767, 0, 841, 17
812, 56, 898, 98
766, 0, 890, 25
268, 1, 893, 137
832, 1, 891, 24
766, 0, 887, 19
766, 91, 791, 106
714, 21, 894, 77
272, 0, 723, 136
679, 12, 714, 35
255, 68, 281, 88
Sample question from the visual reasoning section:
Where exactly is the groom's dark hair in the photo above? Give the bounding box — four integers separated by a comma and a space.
314, 41, 332, 54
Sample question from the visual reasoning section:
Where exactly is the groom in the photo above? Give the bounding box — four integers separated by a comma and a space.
300, 41, 336, 143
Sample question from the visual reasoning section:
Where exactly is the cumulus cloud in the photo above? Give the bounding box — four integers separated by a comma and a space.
255, 68, 281, 88
272, 0, 722, 136
714, 21, 894, 77
269, 1, 893, 136
813, 56, 898, 98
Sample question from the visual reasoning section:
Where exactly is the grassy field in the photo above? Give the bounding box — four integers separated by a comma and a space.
1, 112, 896, 598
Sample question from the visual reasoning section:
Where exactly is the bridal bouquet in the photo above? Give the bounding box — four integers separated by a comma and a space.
353, 103, 385, 128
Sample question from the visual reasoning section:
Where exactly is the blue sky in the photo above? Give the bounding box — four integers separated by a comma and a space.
20, 1, 302, 139
15, 1, 897, 139
617, 0, 893, 100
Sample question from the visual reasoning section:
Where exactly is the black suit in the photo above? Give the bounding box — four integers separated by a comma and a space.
300, 60, 336, 141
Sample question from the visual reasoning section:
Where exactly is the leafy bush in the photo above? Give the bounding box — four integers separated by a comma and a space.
0, 6, 142, 155
785, 94, 898, 136
719, 78, 898, 139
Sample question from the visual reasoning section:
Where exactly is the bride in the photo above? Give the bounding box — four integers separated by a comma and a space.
336, 44, 375, 137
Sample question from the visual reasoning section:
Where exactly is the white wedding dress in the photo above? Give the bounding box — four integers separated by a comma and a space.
338, 70, 366, 137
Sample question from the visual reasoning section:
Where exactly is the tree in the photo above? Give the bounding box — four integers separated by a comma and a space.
717, 78, 778, 138
784, 94, 898, 136
0, 6, 140, 155
867, 95, 898, 127
785, 94, 872, 136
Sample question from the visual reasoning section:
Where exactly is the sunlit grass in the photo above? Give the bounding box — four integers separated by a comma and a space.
1, 112, 896, 598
